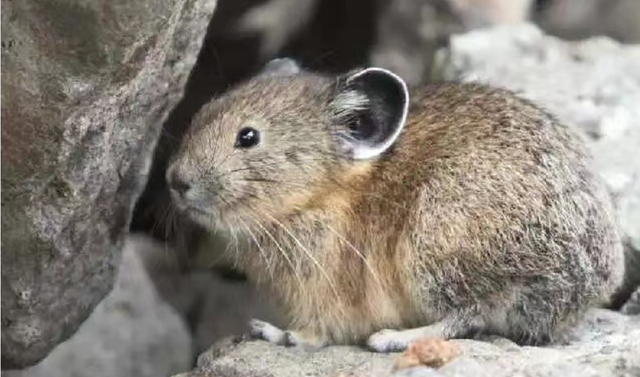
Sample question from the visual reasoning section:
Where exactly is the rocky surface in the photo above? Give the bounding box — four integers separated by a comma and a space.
369, 0, 462, 87
2, 233, 276, 377
370, 0, 533, 87
1, 0, 218, 367
535, 0, 640, 43
369, 0, 640, 88
3, 235, 193, 377
432, 22, 640, 302
622, 288, 640, 315
176, 309, 640, 377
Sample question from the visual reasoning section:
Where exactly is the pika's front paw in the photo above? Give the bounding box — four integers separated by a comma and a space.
367, 329, 410, 353
248, 319, 327, 351
249, 319, 287, 344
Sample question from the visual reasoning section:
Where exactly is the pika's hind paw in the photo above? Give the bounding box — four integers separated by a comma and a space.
368, 323, 450, 353
367, 329, 410, 353
248, 319, 328, 351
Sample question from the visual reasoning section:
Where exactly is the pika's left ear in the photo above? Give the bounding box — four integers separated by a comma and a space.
259, 57, 302, 77
330, 68, 409, 160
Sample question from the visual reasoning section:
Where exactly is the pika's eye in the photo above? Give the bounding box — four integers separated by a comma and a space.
235, 127, 260, 148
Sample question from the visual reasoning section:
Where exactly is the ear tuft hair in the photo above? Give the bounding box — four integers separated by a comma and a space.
259, 58, 302, 78
330, 68, 409, 160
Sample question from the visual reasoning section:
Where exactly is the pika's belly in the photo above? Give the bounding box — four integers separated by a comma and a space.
312, 285, 424, 344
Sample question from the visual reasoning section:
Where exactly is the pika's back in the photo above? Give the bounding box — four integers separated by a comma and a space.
394, 83, 583, 169
378, 82, 593, 208
367, 82, 623, 313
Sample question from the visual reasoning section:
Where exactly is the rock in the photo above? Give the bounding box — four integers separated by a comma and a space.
2, 232, 279, 377
235, 0, 318, 57
2, 235, 193, 377
370, 0, 534, 87
447, 0, 533, 29
432, 22, 640, 303
622, 287, 640, 315
1, 0, 217, 367
370, 0, 463, 87
177, 309, 640, 377
392, 366, 447, 377
534, 0, 640, 43
185, 272, 279, 357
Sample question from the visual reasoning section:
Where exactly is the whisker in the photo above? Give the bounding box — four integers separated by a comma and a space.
243, 205, 308, 296
237, 217, 274, 282
231, 227, 241, 269
230, 178, 411, 212
260, 211, 343, 307
217, 166, 257, 177
214, 150, 235, 172
325, 224, 384, 291
214, 194, 243, 269
241, 178, 282, 183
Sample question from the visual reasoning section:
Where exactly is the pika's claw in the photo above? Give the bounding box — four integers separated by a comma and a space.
248, 319, 328, 350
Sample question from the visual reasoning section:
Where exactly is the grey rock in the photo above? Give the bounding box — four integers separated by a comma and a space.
186, 273, 280, 357
3, 232, 279, 377
235, 0, 318, 57
370, 0, 533, 87
437, 358, 493, 377
392, 367, 446, 377
370, 0, 463, 87
177, 309, 640, 377
187, 338, 395, 377
3, 235, 192, 377
622, 287, 640, 315
535, 0, 640, 43
446, 0, 533, 29
433, 22, 640, 301
1, 0, 217, 367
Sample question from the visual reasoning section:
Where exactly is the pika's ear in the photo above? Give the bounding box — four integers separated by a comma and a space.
259, 58, 302, 77
330, 68, 409, 160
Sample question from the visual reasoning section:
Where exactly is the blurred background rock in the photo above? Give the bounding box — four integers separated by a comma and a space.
1, 0, 639, 376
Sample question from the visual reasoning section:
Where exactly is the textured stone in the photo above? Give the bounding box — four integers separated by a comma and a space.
370, 0, 533, 87
433, 22, 640, 302
177, 310, 640, 377
1, 0, 217, 367
622, 288, 640, 315
535, 0, 640, 43
3, 235, 192, 377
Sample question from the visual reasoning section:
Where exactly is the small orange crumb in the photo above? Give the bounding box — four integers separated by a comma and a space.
393, 338, 459, 370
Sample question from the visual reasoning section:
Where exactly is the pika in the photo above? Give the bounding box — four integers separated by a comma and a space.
167, 58, 624, 352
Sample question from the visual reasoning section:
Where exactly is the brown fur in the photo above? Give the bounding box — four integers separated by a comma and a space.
168, 72, 625, 347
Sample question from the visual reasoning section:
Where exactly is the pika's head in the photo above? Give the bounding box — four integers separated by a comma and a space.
167, 58, 409, 231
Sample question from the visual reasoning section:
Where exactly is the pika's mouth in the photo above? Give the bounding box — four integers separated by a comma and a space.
169, 190, 212, 216
185, 205, 211, 216
167, 184, 240, 229
178, 203, 219, 227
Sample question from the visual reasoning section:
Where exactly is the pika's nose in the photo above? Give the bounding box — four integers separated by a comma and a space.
168, 168, 191, 197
